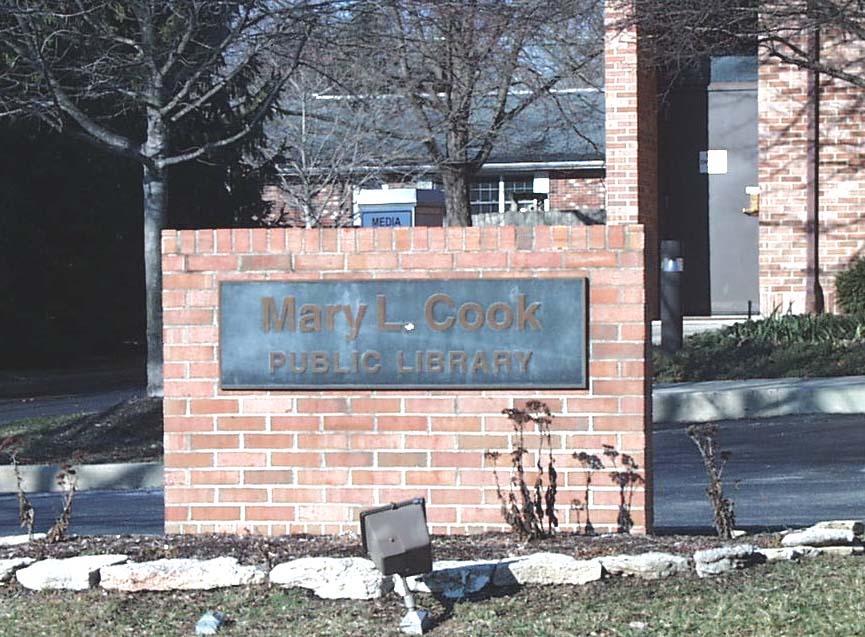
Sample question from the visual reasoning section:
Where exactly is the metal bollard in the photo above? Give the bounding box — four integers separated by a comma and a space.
660, 240, 684, 356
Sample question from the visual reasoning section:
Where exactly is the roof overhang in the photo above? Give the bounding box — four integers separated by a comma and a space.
476, 160, 605, 173
276, 159, 605, 178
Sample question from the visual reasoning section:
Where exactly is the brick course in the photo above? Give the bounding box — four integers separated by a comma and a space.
162, 225, 651, 535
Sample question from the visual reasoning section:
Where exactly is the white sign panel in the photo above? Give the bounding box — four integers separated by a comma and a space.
699, 150, 728, 175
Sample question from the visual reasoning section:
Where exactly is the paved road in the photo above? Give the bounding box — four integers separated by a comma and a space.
655, 413, 865, 532
0, 489, 164, 536
0, 413, 862, 536
0, 389, 142, 426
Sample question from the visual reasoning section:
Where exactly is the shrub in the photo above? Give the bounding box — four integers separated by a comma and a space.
654, 310, 865, 383
836, 257, 865, 315
486, 401, 557, 539
687, 424, 735, 539
45, 459, 78, 543
721, 309, 865, 346
602, 445, 644, 534
0, 437, 34, 539
1, 438, 79, 543
571, 452, 604, 535
571, 446, 643, 535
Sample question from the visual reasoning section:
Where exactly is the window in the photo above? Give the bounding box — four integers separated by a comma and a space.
470, 179, 500, 214
470, 175, 545, 215
504, 177, 534, 203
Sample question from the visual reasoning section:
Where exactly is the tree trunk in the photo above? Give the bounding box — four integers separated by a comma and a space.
143, 160, 167, 397
441, 167, 473, 227
805, 8, 824, 314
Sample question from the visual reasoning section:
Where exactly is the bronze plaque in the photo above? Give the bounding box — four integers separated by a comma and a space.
219, 278, 587, 389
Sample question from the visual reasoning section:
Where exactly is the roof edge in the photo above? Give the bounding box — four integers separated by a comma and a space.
275, 159, 606, 178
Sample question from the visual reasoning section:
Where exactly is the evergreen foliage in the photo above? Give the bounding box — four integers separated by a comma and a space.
835, 258, 865, 316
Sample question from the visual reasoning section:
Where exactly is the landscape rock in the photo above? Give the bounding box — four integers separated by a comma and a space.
811, 545, 865, 557
270, 557, 392, 600
598, 552, 690, 580
781, 527, 855, 548
492, 553, 603, 586
0, 558, 34, 583
409, 559, 499, 598
16, 554, 128, 590
693, 545, 762, 577
0, 533, 47, 546
100, 557, 265, 591
756, 547, 818, 562
195, 610, 227, 635
813, 520, 864, 536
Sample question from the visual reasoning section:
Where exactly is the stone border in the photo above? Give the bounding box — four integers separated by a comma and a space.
0, 520, 861, 596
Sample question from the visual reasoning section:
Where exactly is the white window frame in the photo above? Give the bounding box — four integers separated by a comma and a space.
470, 173, 546, 215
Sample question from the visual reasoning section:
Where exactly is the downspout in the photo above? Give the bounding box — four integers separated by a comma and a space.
805, 4, 824, 314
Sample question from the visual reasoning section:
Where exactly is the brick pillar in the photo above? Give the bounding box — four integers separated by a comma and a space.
603, 0, 657, 530
604, 0, 659, 315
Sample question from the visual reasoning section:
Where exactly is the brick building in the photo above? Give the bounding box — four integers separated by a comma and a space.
757, 33, 865, 314
616, 1, 865, 316
269, 3, 865, 317
266, 91, 608, 229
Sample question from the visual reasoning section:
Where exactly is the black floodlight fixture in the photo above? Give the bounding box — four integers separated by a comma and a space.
360, 498, 433, 635
361, 498, 433, 576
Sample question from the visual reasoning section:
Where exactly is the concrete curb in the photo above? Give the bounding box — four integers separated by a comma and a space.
0, 462, 163, 494
654, 375, 865, 423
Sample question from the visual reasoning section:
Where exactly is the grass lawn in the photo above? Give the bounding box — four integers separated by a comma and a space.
0, 414, 82, 443
0, 556, 863, 636
0, 397, 161, 465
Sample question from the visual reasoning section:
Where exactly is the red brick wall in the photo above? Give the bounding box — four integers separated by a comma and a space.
759, 36, 865, 313
602, 0, 656, 518
161, 225, 650, 535
603, 3, 658, 228
261, 184, 354, 227
548, 173, 606, 213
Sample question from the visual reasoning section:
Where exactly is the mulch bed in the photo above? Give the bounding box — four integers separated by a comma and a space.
0, 531, 781, 565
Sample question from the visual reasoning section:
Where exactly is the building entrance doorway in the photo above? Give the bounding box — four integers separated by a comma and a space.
659, 56, 760, 316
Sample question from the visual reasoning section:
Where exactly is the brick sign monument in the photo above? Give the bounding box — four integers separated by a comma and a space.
161, 224, 652, 535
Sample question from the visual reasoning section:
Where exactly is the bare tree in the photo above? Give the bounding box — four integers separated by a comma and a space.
337, 0, 604, 226
0, 1, 318, 395
620, 0, 865, 88
263, 67, 419, 228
